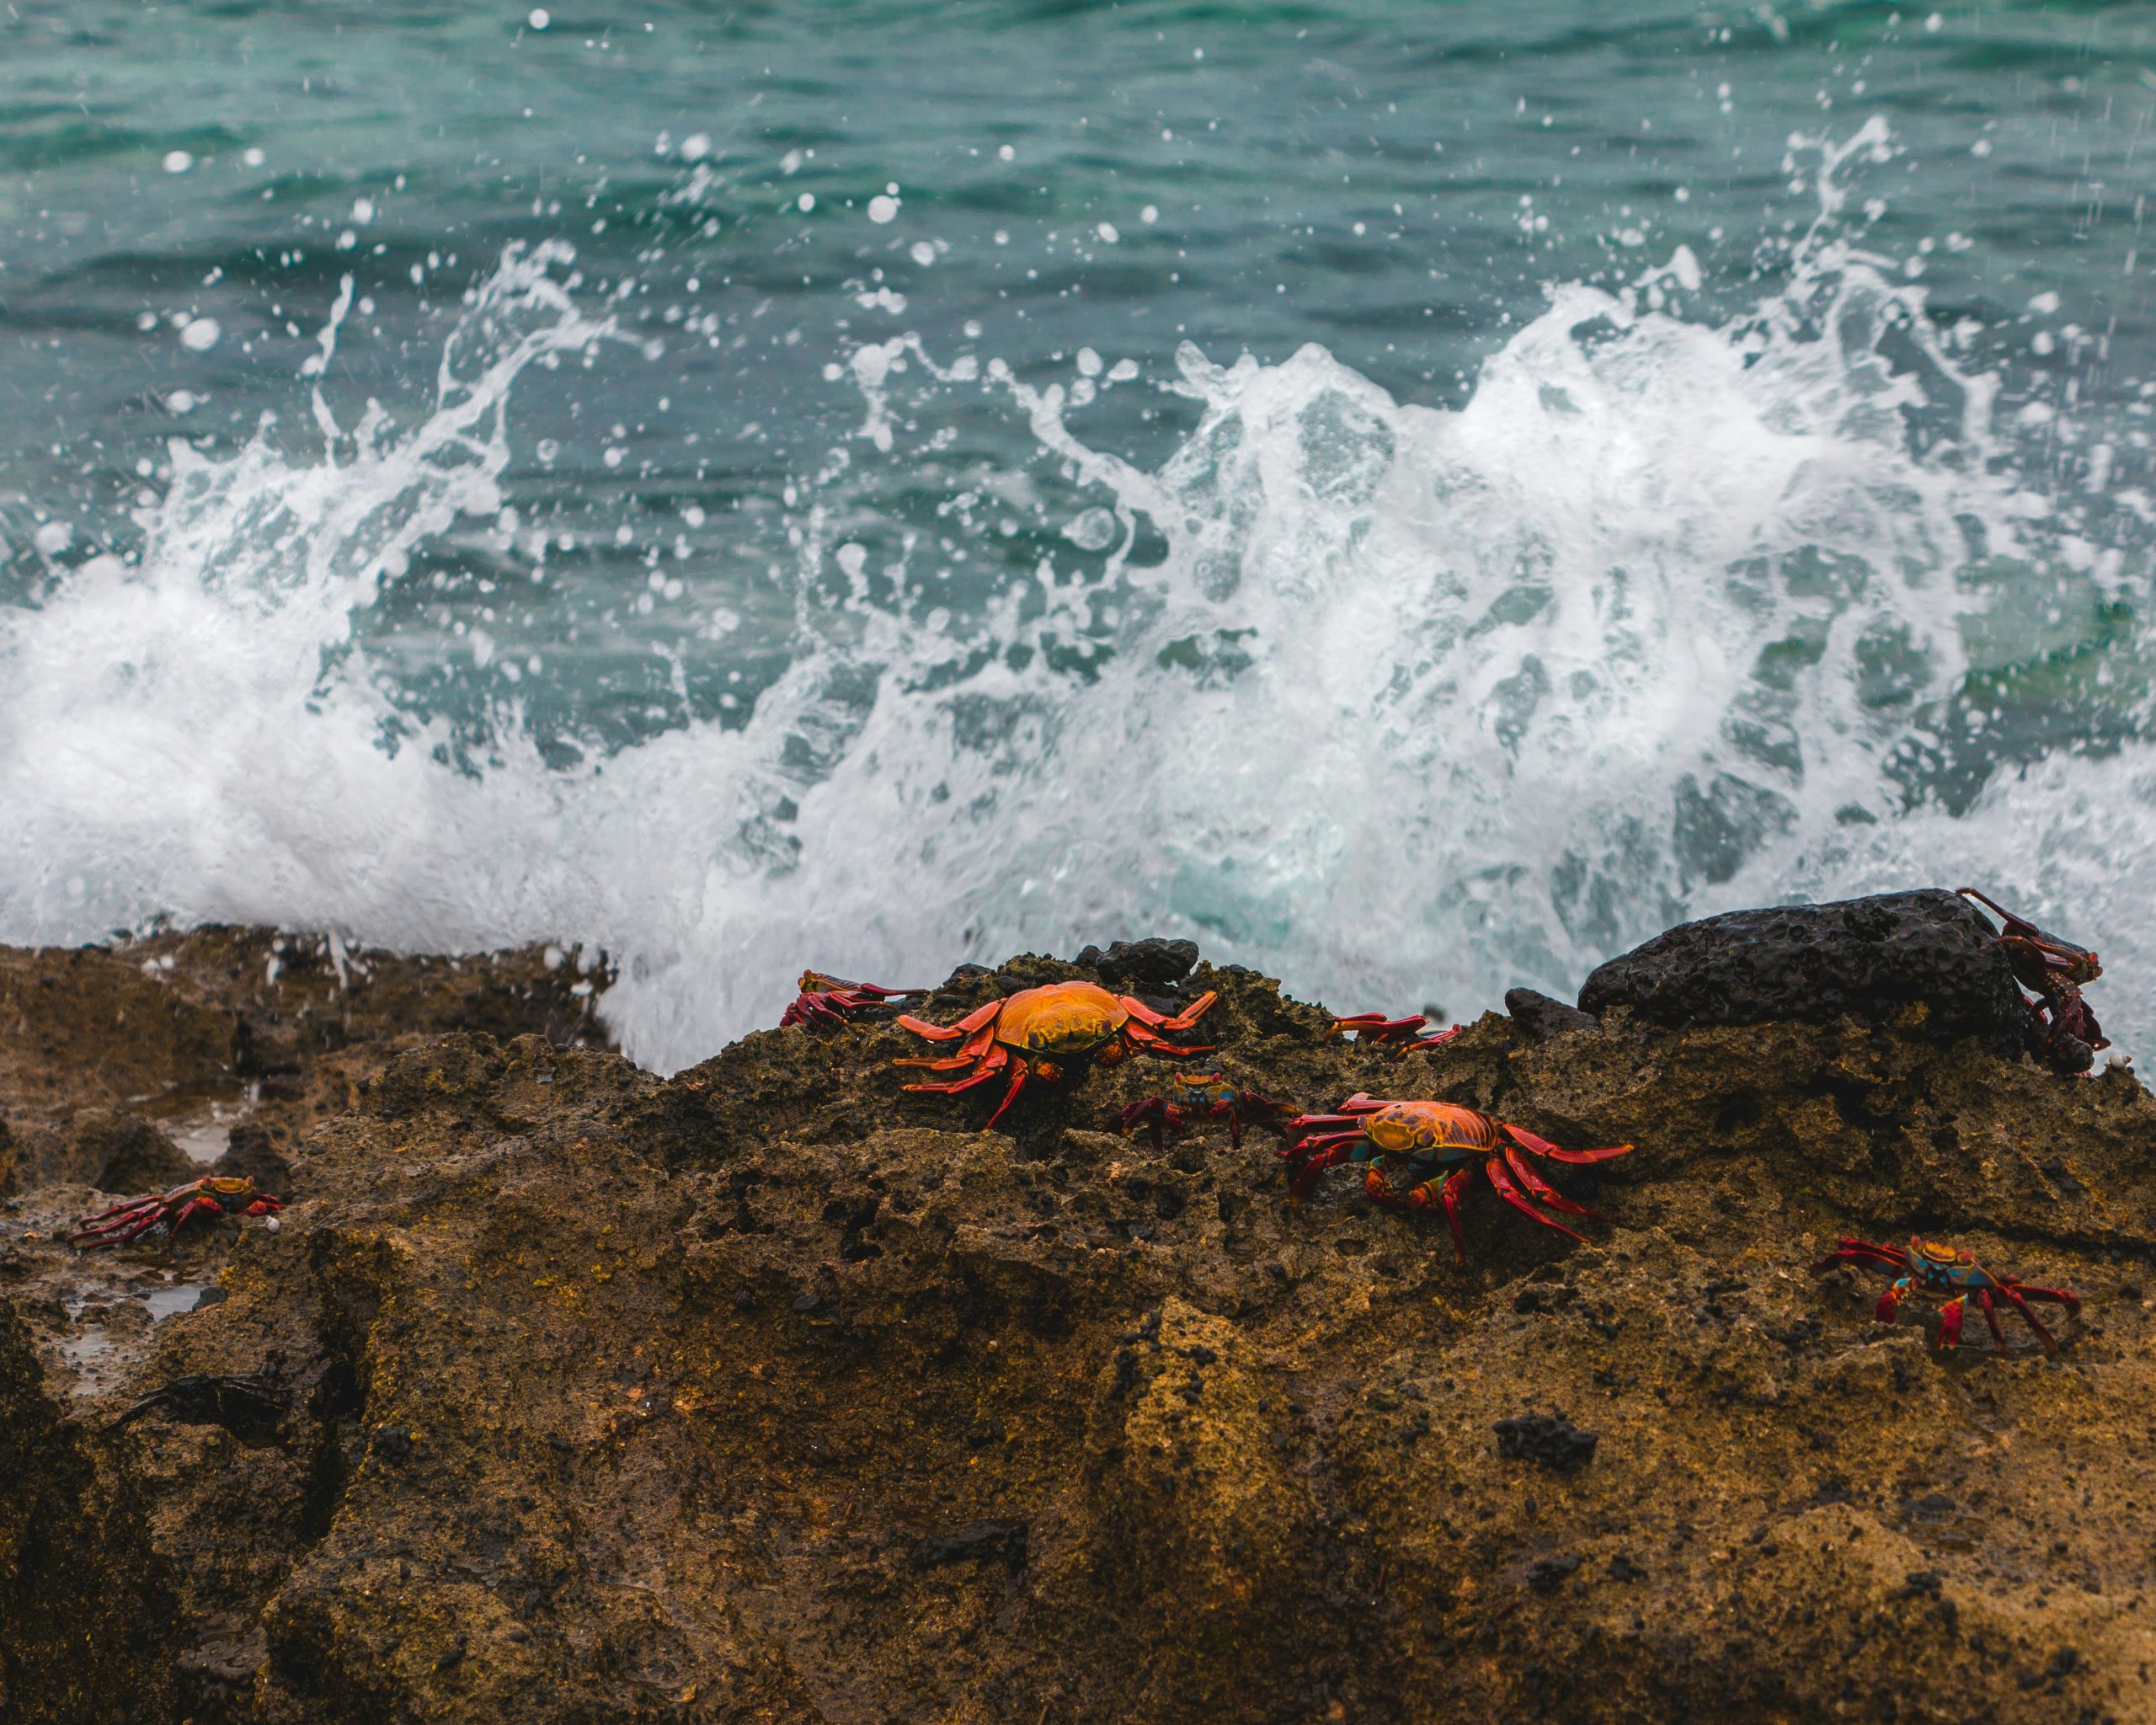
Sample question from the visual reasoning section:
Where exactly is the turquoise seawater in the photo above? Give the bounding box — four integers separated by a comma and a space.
0, 3, 2151, 1066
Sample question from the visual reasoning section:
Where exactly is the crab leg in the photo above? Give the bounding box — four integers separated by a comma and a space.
1121, 1019, 1216, 1058
894, 1021, 999, 1071
1283, 1129, 1369, 1162
1334, 1012, 1428, 1044
1286, 1142, 1354, 1200
1500, 1146, 1603, 1220
984, 1064, 1031, 1130
1482, 1158, 1590, 1247
1118, 991, 1218, 1033
1501, 1122, 1632, 1164
896, 999, 1004, 1044
1437, 1167, 1472, 1263
1937, 1296, 1967, 1350
1976, 1289, 2009, 1352
1875, 1276, 1913, 1325
72, 1194, 180, 1247
1119, 1098, 1169, 1153
2006, 1280, 2081, 1315
1998, 1284, 2062, 1354
902, 1044, 1009, 1096
1956, 889, 2088, 966
902, 1071, 1001, 1096
69, 1197, 155, 1237
1809, 1241, 1909, 1277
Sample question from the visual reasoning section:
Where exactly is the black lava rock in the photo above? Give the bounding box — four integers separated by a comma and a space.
1075, 938, 1201, 991
1505, 988, 1599, 1040
1495, 1412, 1599, 1471
910, 1520, 1029, 1574
1527, 1554, 1583, 1594
1576, 889, 2025, 1054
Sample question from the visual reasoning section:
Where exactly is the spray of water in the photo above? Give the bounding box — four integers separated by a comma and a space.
0, 127, 2146, 1071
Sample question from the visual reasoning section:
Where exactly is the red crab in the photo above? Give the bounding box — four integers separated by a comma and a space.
1118, 1070, 1289, 1151
1957, 888, 2107, 1074
1282, 1095, 1630, 1262
780, 970, 929, 1030
897, 980, 1217, 1128
1811, 1236, 2081, 1354
1333, 1012, 1463, 1051
69, 1176, 284, 1249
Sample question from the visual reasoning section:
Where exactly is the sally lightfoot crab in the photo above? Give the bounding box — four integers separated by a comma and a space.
1118, 1071, 1289, 1151
1282, 1095, 1630, 1262
69, 1176, 284, 1249
780, 971, 930, 1030
1811, 1236, 2080, 1354
1957, 888, 2108, 1074
896, 980, 1217, 1129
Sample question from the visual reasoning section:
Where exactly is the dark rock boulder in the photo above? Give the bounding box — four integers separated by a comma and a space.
210, 1124, 293, 1196
1505, 987, 1598, 1040
1074, 937, 1201, 991
1577, 889, 2027, 1053
67, 1111, 196, 1194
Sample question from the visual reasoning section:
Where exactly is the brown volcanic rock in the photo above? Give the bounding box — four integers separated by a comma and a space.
1, 932, 2153, 1723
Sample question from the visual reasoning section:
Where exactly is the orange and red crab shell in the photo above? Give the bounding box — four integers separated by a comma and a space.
1282, 1095, 1630, 1263
895, 979, 1218, 1128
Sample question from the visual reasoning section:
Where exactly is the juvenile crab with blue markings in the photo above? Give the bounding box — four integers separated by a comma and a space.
1811, 1236, 2080, 1354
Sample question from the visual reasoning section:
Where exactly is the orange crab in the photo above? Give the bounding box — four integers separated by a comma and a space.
1282, 1096, 1630, 1262
896, 980, 1219, 1127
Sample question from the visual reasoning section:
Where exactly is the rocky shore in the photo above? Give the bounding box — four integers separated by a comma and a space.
3, 902, 2153, 1723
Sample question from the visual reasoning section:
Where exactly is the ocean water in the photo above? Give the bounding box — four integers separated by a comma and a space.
0, 2, 2151, 1071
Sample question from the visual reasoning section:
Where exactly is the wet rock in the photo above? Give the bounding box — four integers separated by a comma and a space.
1577, 888, 2027, 1052
210, 1124, 291, 1195
1505, 987, 1598, 1040
55, 1111, 195, 1195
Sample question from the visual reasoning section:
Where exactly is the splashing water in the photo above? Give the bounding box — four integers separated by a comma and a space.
0, 128, 2148, 1071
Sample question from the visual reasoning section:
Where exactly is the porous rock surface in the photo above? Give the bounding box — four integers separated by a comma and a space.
3, 927, 2154, 1724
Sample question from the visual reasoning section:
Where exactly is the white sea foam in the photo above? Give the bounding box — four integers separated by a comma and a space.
0, 130, 2146, 1071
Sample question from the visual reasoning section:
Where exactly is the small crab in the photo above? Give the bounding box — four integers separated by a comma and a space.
69, 1176, 284, 1249
896, 980, 1217, 1128
1282, 1095, 1630, 1262
1332, 1012, 1463, 1052
779, 971, 929, 1031
1958, 888, 2108, 1074
1811, 1236, 2081, 1354
1118, 1070, 1289, 1151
